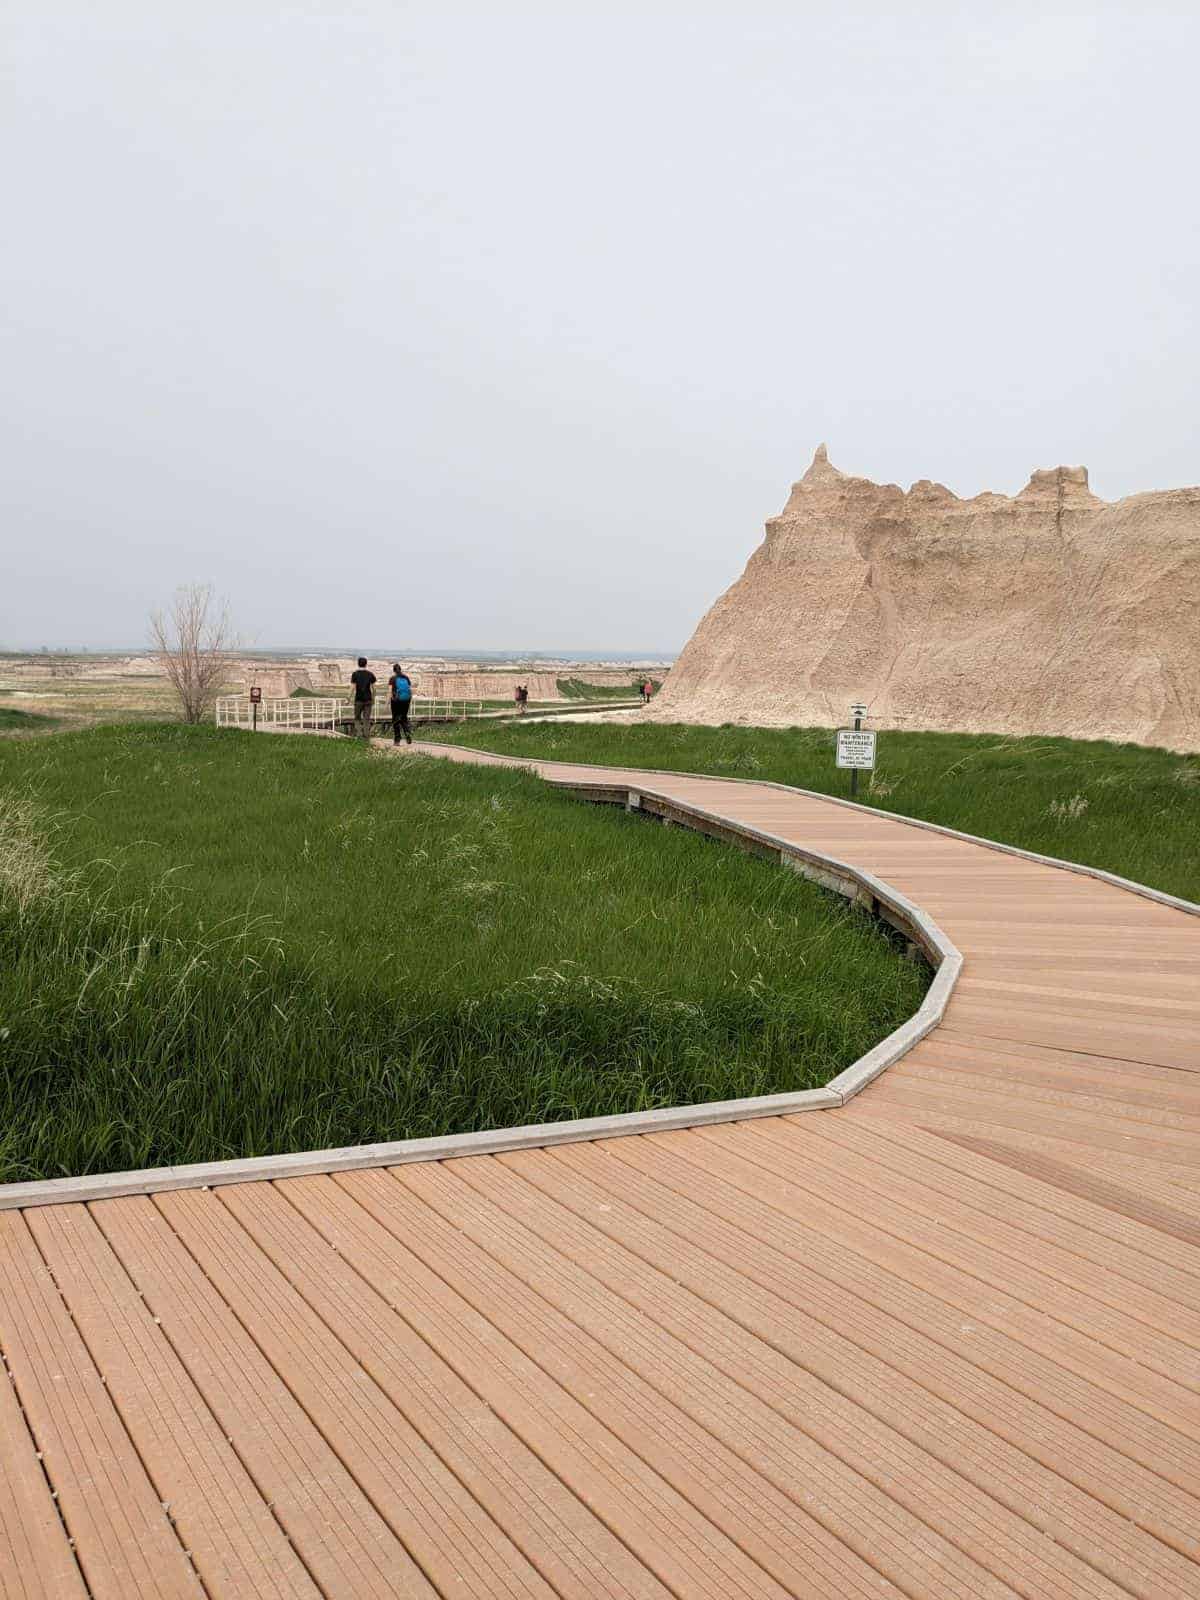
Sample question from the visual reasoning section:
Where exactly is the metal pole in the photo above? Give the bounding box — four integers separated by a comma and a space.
252, 700, 258, 732
850, 707, 860, 798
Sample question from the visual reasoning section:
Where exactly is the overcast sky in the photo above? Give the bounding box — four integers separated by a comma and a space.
4, 3, 1198, 653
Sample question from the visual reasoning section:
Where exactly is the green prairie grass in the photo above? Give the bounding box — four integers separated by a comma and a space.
556, 677, 658, 699
432, 722, 1200, 902
0, 725, 923, 1180
0, 707, 62, 732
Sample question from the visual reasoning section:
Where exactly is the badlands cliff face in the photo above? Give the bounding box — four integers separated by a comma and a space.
653, 446, 1200, 752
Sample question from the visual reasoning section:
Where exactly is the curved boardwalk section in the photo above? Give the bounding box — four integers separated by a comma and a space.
2, 747, 1198, 1599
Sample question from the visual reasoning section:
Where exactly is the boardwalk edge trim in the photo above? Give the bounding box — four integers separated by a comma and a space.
0, 768, 962, 1210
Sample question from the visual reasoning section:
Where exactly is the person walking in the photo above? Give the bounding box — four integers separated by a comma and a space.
388, 663, 414, 744
641, 679, 653, 704
350, 656, 376, 738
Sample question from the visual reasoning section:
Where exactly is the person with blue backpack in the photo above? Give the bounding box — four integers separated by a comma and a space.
388, 663, 414, 744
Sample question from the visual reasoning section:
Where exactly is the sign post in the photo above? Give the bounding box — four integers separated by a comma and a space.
249, 685, 262, 731
835, 703, 874, 797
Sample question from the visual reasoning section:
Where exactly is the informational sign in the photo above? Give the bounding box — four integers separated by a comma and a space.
836, 728, 876, 769
249, 686, 262, 704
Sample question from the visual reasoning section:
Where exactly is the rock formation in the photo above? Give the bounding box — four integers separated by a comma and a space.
239, 667, 313, 698
652, 446, 1200, 752
300, 665, 637, 700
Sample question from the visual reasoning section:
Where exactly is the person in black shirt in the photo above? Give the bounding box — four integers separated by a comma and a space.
350, 657, 376, 738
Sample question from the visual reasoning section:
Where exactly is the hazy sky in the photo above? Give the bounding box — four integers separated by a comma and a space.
4, 3, 1198, 652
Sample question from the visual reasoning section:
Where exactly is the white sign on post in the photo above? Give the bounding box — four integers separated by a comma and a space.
836, 729, 876, 769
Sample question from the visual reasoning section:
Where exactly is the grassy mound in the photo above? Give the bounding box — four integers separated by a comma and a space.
0, 706, 61, 732
556, 678, 657, 699
0, 725, 923, 1181
432, 722, 1200, 902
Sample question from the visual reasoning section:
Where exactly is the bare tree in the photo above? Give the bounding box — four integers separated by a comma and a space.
150, 584, 236, 724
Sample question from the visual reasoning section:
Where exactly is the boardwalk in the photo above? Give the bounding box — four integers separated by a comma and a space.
2, 747, 1199, 1599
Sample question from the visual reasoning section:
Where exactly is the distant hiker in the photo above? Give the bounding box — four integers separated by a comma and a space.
516, 684, 528, 714
350, 656, 376, 738
389, 663, 414, 745
641, 680, 653, 703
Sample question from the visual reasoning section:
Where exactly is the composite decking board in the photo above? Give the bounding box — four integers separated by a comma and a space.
422, 1155, 1145, 1600
0, 1209, 203, 1600
925, 1003, 1200, 1072
658, 1122, 1200, 1463
382, 1164, 1036, 1600
797, 1112, 1200, 1311
0, 1340, 88, 1600
961, 952, 1200, 980
566, 1126, 1200, 1497
890, 1059, 1200, 1135
163, 1185, 632, 1600
561, 1134, 1200, 1542
953, 977, 1200, 1034
501, 1140, 1200, 1593
814, 1089, 1200, 1274
902, 1035, 1200, 1109
922, 1130, 1200, 1250
88, 1194, 437, 1600
955, 980, 1200, 1031
702, 1116, 1200, 1408
860, 1090, 1200, 1201
25, 1204, 321, 1600
385, 1171, 1049, 1600
352, 1168, 937, 1600
962, 965, 1200, 992
279, 1174, 819, 1600
0, 1211, 202, 1600
756, 1114, 1200, 1347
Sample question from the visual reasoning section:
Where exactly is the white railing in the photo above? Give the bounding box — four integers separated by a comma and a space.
215, 694, 486, 730
215, 696, 342, 730
410, 697, 484, 720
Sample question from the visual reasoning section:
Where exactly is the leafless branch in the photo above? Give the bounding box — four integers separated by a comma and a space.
150, 584, 237, 724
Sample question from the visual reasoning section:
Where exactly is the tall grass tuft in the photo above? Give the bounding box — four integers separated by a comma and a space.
0, 789, 64, 911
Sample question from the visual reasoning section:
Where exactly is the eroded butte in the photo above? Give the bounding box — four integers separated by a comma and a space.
653, 445, 1200, 750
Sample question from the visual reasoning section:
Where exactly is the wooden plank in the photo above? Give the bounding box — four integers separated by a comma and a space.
862, 1084, 1200, 1194
193, 1181, 671, 1600
276, 1173, 811, 1600
771, 1115, 1200, 1346
26, 1204, 321, 1600
0, 1344, 88, 1600
398, 1156, 1143, 1600
909, 1031, 1200, 1101
662, 1124, 1200, 1456
955, 975, 1200, 1027
0, 1211, 201, 1600
889, 1060, 1200, 1135
90, 1194, 437, 1600
933, 999, 1200, 1071
722, 1115, 1200, 1390
796, 1112, 1200, 1307
927, 1130, 1200, 1250
498, 1138, 1200, 1595
361, 1165, 999, 1600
